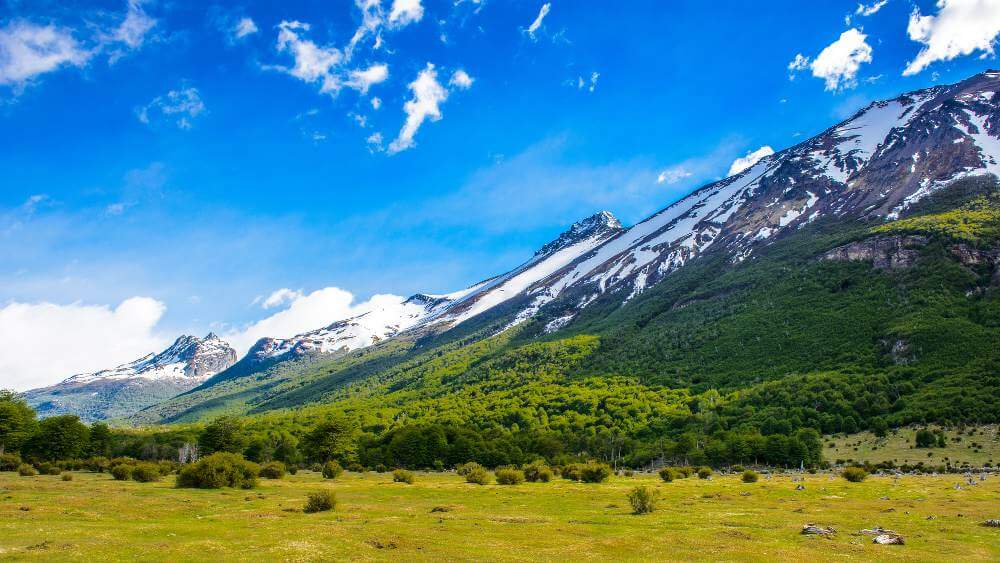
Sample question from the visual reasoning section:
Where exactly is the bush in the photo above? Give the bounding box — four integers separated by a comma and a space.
392, 469, 416, 484
658, 467, 678, 482
303, 491, 336, 513
132, 463, 162, 483
915, 429, 937, 448
628, 486, 659, 515
110, 464, 133, 481
84, 457, 110, 473
522, 460, 552, 482
176, 453, 259, 489
321, 460, 343, 480
61, 472, 73, 481
580, 463, 612, 483
456, 462, 482, 477
36, 462, 61, 475
0, 453, 22, 471
842, 467, 868, 483
260, 461, 287, 479
157, 461, 180, 475
676, 466, 695, 478
18, 463, 37, 477
346, 462, 365, 473
741, 470, 759, 483
495, 466, 525, 485
561, 464, 583, 481
697, 467, 713, 480
465, 466, 492, 485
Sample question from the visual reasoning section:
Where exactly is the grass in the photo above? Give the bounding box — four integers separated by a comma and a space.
1, 470, 998, 561
825, 425, 1000, 467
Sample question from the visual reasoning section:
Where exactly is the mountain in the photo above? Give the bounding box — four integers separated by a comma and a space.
24, 334, 237, 422
129, 71, 1000, 428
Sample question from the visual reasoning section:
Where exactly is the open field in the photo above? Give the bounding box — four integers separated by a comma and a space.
825, 425, 1000, 468
1, 470, 999, 561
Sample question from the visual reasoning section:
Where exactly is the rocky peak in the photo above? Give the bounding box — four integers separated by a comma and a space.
534, 211, 623, 258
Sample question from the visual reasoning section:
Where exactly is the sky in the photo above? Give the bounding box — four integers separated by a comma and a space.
3, 0, 1000, 389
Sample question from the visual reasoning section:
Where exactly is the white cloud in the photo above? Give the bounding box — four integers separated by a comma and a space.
234, 17, 258, 39
260, 288, 303, 309
856, 0, 889, 17
137, 87, 206, 129
371, 96, 382, 109
347, 0, 385, 58
576, 71, 599, 93
346, 63, 389, 94
276, 21, 344, 95
728, 145, 774, 176
111, 0, 157, 49
449, 69, 474, 89
903, 0, 1000, 76
0, 21, 93, 89
388, 63, 449, 153
526, 3, 551, 40
225, 287, 407, 354
0, 297, 169, 391
389, 0, 425, 28
657, 167, 692, 185
790, 28, 873, 91
366, 131, 385, 152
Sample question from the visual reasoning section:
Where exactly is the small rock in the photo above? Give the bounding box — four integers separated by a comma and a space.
796, 484, 805, 491
801, 524, 835, 536
873, 534, 905, 545
982, 519, 1000, 528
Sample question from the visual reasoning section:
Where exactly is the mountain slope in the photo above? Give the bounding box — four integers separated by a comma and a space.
130, 71, 1000, 427
25, 334, 237, 422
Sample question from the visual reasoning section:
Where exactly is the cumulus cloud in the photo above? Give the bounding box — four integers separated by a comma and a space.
789, 28, 873, 91
449, 69, 474, 89
657, 167, 692, 185
856, 0, 889, 17
0, 297, 169, 391
234, 17, 258, 39
225, 287, 408, 354
526, 3, 551, 40
0, 21, 93, 89
903, 0, 1000, 76
728, 146, 774, 176
137, 87, 206, 129
109, 0, 157, 50
388, 63, 450, 153
346, 63, 389, 94
389, 0, 425, 28
257, 288, 304, 309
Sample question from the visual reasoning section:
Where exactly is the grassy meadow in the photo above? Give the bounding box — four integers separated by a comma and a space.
1, 469, 999, 561
825, 425, 1000, 467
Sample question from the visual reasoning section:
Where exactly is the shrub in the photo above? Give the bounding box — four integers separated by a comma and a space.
465, 466, 492, 485
456, 462, 482, 477
495, 466, 525, 485
321, 460, 343, 480
392, 469, 416, 484
741, 470, 759, 483
623, 470, 635, 477
303, 491, 336, 513
697, 467, 713, 480
0, 453, 22, 471
36, 462, 61, 475
346, 462, 365, 473
61, 472, 73, 481
260, 461, 287, 479
676, 466, 695, 478
287, 465, 298, 475
176, 453, 259, 489
84, 457, 110, 473
561, 464, 583, 481
915, 429, 937, 448
157, 461, 180, 475
842, 467, 868, 483
580, 463, 612, 483
658, 467, 678, 482
110, 464, 133, 481
18, 463, 37, 477
628, 486, 659, 515
132, 463, 162, 483
522, 460, 552, 482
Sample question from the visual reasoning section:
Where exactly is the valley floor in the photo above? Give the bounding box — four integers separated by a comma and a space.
1, 470, 998, 561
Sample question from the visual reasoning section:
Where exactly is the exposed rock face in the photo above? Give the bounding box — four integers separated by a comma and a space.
822, 236, 929, 270
24, 334, 237, 422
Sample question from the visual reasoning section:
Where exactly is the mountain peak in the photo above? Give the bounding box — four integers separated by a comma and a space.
534, 210, 623, 258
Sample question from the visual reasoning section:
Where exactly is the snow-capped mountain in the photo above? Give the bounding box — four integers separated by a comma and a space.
24, 334, 237, 422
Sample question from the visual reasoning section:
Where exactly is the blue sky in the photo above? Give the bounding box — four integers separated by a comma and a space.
3, 0, 1000, 387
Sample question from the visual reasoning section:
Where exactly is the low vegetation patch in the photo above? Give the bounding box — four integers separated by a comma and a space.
303, 491, 336, 513
741, 470, 759, 483
392, 469, 415, 484
627, 486, 659, 514
522, 460, 552, 482
176, 453, 259, 489
322, 460, 343, 480
841, 467, 868, 483
495, 466, 525, 485
260, 461, 286, 479
18, 463, 37, 477
464, 466, 492, 485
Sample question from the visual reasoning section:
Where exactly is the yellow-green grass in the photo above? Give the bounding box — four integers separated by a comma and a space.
825, 425, 1000, 468
1, 470, 998, 561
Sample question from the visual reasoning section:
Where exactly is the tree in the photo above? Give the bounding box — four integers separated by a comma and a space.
199, 416, 247, 455
302, 416, 358, 463
24, 415, 90, 461
915, 428, 937, 448
0, 390, 36, 455
88, 422, 113, 458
